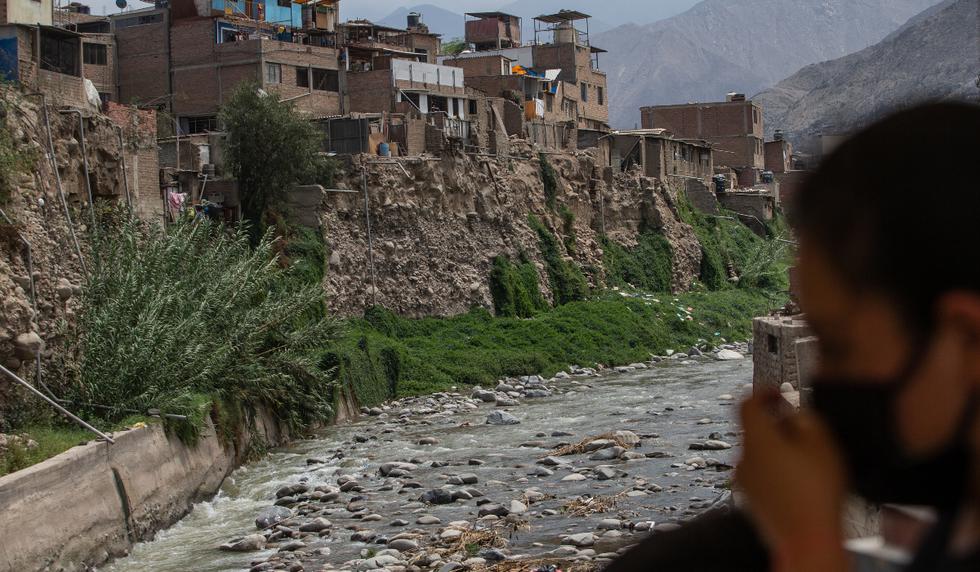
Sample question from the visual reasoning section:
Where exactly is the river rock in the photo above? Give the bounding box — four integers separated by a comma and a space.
421, 489, 455, 505
256, 506, 293, 529
299, 517, 332, 532
351, 530, 376, 543
495, 397, 519, 407
564, 533, 595, 547
538, 456, 568, 466
594, 467, 618, 480
486, 410, 520, 425
275, 484, 309, 498
478, 548, 507, 562
561, 473, 587, 482
716, 349, 744, 360
380, 462, 417, 476
689, 440, 732, 450
278, 540, 306, 552
416, 515, 441, 525
524, 389, 551, 398
447, 473, 478, 485
477, 504, 510, 517
530, 467, 553, 477
472, 389, 497, 403
417, 437, 439, 445
780, 382, 795, 393
220, 534, 267, 551
388, 539, 419, 552
589, 446, 625, 461
509, 500, 527, 514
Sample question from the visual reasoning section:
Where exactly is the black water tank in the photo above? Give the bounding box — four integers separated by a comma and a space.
407, 12, 421, 28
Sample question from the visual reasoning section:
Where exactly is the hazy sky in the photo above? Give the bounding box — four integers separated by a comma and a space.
80, 0, 700, 26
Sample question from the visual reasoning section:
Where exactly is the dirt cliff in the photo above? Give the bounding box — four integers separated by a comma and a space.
0, 90, 136, 427
318, 140, 702, 317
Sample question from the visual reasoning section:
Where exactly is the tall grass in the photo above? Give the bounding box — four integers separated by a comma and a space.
70, 215, 340, 438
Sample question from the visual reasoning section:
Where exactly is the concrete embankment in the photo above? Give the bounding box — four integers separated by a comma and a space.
0, 406, 292, 572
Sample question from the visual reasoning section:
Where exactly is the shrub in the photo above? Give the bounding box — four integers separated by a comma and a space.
489, 255, 548, 318
601, 232, 673, 292
71, 215, 340, 439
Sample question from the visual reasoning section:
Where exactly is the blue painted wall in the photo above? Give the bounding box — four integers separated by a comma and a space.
210, 0, 301, 30
0, 36, 19, 82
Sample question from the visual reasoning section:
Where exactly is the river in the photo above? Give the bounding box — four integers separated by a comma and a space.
104, 352, 751, 572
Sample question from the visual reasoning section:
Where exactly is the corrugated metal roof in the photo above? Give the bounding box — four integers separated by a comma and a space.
534, 10, 591, 23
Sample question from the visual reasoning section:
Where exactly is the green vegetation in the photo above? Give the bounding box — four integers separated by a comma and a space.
601, 232, 674, 292
528, 215, 589, 305
219, 81, 337, 234
440, 38, 468, 56
539, 154, 559, 210
70, 216, 340, 443
0, 425, 95, 476
489, 255, 549, 318
676, 194, 790, 291
333, 288, 776, 400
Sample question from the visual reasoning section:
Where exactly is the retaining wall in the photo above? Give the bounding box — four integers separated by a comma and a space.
0, 395, 356, 572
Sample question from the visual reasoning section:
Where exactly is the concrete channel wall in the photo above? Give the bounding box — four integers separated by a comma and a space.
0, 408, 291, 572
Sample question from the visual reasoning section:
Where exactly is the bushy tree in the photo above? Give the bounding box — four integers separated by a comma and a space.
219, 82, 335, 229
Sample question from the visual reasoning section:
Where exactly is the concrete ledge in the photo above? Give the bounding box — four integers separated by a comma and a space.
0, 412, 281, 572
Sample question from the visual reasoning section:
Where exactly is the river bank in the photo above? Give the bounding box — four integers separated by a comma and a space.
105, 345, 752, 572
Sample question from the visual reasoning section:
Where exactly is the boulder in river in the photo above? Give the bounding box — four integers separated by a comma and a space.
219, 534, 267, 552
420, 489, 455, 505
486, 410, 520, 425
716, 349, 744, 360
255, 506, 292, 529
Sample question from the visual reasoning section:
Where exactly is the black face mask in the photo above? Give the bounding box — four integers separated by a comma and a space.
810, 361, 976, 507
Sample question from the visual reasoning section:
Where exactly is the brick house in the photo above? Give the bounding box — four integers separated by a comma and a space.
641, 93, 765, 185
0, 0, 97, 108
59, 8, 116, 106
764, 131, 793, 173
464, 11, 520, 51
447, 10, 609, 133
110, 8, 170, 108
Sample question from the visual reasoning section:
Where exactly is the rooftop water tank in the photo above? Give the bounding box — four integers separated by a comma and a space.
407, 12, 421, 29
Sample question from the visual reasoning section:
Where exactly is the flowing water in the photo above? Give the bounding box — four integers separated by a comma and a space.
104, 357, 752, 572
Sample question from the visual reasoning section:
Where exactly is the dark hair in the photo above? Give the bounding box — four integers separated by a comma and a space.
792, 102, 980, 332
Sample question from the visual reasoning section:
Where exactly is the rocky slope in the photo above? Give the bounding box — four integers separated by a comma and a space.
753, 0, 978, 151
594, 0, 943, 128
320, 143, 702, 318
0, 91, 133, 427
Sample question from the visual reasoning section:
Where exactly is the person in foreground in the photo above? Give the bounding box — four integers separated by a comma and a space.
605, 101, 980, 571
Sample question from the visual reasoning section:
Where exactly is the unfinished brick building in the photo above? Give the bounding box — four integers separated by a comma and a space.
641, 93, 765, 186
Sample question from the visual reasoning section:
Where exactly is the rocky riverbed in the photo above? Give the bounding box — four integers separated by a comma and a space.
104, 343, 753, 572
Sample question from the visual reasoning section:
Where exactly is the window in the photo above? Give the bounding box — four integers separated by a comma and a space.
597, 86, 604, 106
185, 116, 218, 134
414, 48, 429, 63
767, 334, 778, 354
468, 99, 477, 115
753, 108, 759, 124
580, 82, 588, 103
296, 67, 309, 88
40, 32, 80, 76
83, 43, 107, 65
113, 12, 163, 29
545, 93, 553, 112
311, 67, 338, 91
264, 62, 281, 84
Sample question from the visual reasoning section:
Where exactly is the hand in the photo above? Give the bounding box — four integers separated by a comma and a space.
736, 392, 851, 572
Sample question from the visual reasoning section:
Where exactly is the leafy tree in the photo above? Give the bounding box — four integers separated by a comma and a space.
219, 81, 335, 231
